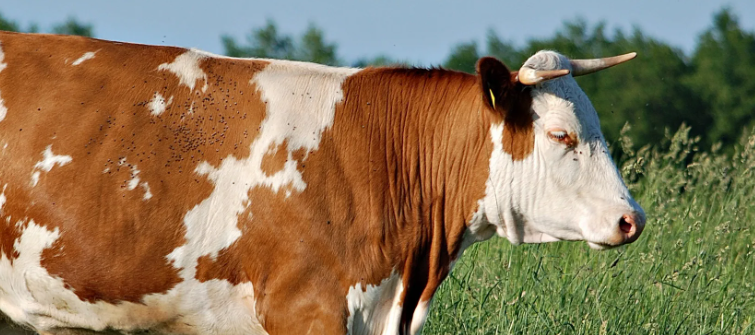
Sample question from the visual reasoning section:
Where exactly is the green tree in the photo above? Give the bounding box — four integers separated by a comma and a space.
352, 55, 404, 67
222, 19, 294, 59
0, 11, 20, 32
486, 29, 524, 68
0, 11, 91, 37
51, 17, 94, 37
443, 41, 479, 73
297, 24, 339, 65
686, 8, 755, 147
222, 20, 340, 65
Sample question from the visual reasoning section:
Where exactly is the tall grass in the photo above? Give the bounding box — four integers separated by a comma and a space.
423, 124, 755, 334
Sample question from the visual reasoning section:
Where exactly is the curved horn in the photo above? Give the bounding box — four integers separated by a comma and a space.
517, 67, 570, 85
570, 52, 637, 77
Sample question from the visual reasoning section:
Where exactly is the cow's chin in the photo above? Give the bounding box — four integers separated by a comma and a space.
520, 234, 620, 250
521, 232, 562, 244
518, 230, 626, 250
586, 241, 613, 250
520, 233, 620, 250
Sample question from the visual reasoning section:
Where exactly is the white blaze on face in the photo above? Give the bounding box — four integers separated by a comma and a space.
0, 42, 8, 123
157, 50, 208, 92
346, 271, 404, 335
30, 145, 72, 187
71, 51, 96, 66
147, 92, 173, 116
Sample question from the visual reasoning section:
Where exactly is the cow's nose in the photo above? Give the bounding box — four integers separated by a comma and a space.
618, 213, 645, 244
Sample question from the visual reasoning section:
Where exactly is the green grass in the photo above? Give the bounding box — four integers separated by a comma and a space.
423, 125, 755, 335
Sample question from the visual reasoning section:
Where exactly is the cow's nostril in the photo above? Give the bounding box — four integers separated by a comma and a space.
619, 215, 634, 234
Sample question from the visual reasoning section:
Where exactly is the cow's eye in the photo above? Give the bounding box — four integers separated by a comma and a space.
547, 129, 578, 148
550, 130, 567, 139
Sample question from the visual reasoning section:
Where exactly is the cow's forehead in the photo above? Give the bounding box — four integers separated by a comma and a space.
522, 50, 570, 72
524, 51, 603, 138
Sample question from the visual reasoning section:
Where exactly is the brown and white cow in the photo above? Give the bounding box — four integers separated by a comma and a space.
0, 31, 644, 335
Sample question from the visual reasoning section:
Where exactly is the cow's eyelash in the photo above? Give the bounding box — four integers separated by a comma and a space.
547, 130, 579, 148
550, 131, 567, 139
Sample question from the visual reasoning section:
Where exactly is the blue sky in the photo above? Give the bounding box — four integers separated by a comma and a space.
1, 1, 753, 65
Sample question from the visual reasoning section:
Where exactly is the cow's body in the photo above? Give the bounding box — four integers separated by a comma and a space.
0, 31, 644, 335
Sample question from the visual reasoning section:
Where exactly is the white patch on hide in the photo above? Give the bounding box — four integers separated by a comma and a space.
117, 159, 152, 200
167, 60, 358, 283
252, 60, 358, 158
0, 184, 6, 213
0, 42, 8, 123
141, 182, 153, 200
157, 50, 208, 92
71, 51, 96, 66
126, 167, 140, 191
470, 122, 520, 243
147, 92, 173, 116
0, 219, 60, 327
30, 145, 72, 187
409, 299, 430, 335
346, 271, 404, 335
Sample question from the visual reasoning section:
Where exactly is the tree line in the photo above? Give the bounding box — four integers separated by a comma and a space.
1, 8, 753, 152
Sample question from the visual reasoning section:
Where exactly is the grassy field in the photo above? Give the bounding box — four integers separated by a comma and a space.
423, 125, 755, 334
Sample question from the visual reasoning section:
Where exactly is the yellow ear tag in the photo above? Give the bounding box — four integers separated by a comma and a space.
489, 89, 496, 108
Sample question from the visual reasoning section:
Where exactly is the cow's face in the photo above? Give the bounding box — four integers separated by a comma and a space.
472, 51, 645, 249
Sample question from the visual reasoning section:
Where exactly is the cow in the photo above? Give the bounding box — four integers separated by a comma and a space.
0, 31, 645, 335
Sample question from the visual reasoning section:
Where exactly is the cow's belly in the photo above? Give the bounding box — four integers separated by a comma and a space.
0, 234, 267, 335
0, 283, 268, 335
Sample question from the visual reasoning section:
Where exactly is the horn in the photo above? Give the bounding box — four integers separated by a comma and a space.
516, 68, 570, 85
570, 52, 637, 77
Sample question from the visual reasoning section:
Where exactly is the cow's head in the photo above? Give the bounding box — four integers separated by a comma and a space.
471, 51, 645, 249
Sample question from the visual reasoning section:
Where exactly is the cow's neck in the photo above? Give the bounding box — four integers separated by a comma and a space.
340, 67, 495, 329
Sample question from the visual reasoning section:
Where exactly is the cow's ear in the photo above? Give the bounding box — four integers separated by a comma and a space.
476, 57, 518, 114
